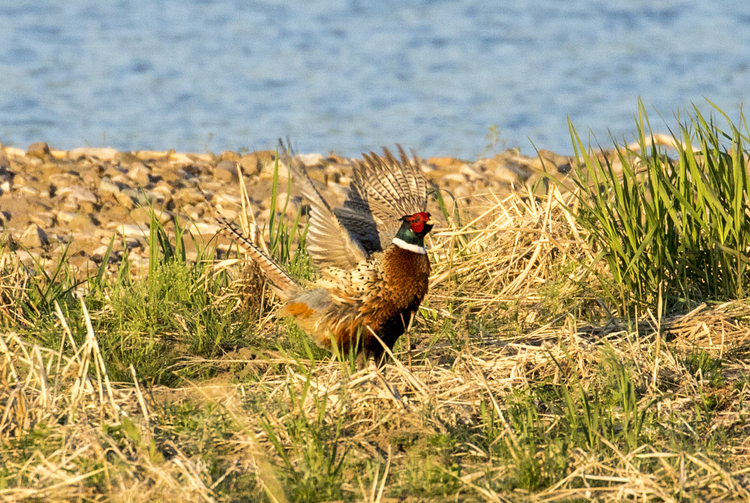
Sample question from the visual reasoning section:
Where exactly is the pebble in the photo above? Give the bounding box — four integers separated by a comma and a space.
297, 153, 324, 167
174, 188, 207, 205
324, 164, 344, 184
68, 147, 118, 161
69, 256, 99, 273
144, 190, 167, 204
114, 151, 141, 165
494, 162, 527, 184
130, 207, 171, 225
11, 174, 26, 188
4, 147, 26, 158
15, 249, 34, 263
108, 223, 149, 238
99, 177, 121, 195
0, 154, 10, 172
58, 185, 98, 205
105, 205, 130, 222
20, 224, 48, 248
67, 236, 102, 257
442, 173, 469, 184
27, 142, 51, 160
215, 160, 238, 182
239, 150, 275, 176
127, 162, 151, 186
56, 211, 78, 224
427, 156, 465, 170
49, 174, 80, 189
150, 185, 173, 205
274, 192, 302, 217
81, 168, 102, 188
69, 214, 96, 232
19, 185, 39, 197
260, 160, 290, 180
168, 153, 194, 166
453, 185, 472, 201
216, 207, 238, 220
29, 212, 55, 228
214, 193, 241, 206
459, 164, 485, 181
193, 222, 221, 234
121, 188, 150, 205
116, 193, 135, 210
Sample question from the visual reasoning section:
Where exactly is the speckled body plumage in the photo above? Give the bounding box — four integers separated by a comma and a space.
216, 145, 435, 363
282, 245, 430, 360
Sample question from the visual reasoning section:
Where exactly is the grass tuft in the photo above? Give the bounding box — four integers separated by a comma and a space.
569, 99, 750, 313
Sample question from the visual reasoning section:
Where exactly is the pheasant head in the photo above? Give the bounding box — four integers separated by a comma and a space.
392, 212, 436, 254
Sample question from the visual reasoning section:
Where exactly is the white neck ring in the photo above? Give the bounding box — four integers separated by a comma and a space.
392, 237, 426, 254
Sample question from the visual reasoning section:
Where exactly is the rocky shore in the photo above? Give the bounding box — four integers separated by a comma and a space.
0, 141, 575, 278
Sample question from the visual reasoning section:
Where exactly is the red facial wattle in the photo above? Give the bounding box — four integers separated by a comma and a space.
409, 212, 431, 234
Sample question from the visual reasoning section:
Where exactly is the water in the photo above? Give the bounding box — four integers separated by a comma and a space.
1, 0, 749, 158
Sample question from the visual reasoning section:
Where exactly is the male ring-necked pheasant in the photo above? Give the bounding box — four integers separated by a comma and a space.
216, 146, 435, 364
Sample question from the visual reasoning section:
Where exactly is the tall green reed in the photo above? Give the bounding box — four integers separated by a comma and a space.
570, 100, 750, 313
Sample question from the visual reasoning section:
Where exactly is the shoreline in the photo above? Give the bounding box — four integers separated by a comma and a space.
0, 140, 574, 278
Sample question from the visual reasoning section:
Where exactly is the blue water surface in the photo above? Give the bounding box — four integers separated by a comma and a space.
1, 0, 749, 158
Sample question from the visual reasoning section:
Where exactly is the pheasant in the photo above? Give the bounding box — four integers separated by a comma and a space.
216, 146, 436, 364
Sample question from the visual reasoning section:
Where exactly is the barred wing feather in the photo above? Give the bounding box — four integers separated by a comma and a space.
349, 146, 428, 247
283, 152, 368, 270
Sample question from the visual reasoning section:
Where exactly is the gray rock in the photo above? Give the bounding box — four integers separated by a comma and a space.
19, 186, 40, 197
56, 211, 78, 224
116, 192, 135, 210
69, 256, 99, 273
260, 160, 290, 180
442, 173, 469, 184
48, 173, 81, 190
114, 151, 141, 165
20, 224, 48, 248
215, 160, 238, 182
99, 177, 121, 195
68, 147, 117, 161
296, 153, 324, 167
27, 142, 51, 160
80, 167, 102, 188
68, 213, 96, 232
121, 188, 150, 205
459, 164, 485, 181
29, 212, 55, 228
216, 207, 238, 220
58, 185, 98, 205
175, 188, 208, 205
110, 223, 149, 238
127, 162, 151, 186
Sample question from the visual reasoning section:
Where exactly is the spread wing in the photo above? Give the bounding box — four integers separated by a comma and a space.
347, 146, 429, 249
280, 141, 429, 267
332, 192, 382, 254
281, 144, 368, 270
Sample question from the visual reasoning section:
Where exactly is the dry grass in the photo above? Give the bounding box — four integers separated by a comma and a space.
2, 186, 750, 502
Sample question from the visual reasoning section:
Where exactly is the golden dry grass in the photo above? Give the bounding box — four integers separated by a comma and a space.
2, 186, 750, 502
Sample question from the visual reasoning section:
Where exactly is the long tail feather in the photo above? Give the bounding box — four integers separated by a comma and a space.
216, 214, 298, 300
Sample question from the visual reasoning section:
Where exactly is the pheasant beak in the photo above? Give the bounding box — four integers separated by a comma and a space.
425, 218, 437, 226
